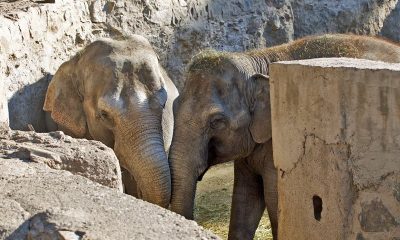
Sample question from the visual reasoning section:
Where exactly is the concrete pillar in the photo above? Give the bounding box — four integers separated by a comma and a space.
270, 58, 400, 240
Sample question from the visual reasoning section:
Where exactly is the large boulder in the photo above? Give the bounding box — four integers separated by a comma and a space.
0, 158, 218, 240
0, 129, 123, 191
0, 128, 219, 240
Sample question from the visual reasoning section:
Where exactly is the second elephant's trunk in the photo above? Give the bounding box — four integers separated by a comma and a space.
169, 127, 206, 219
114, 115, 171, 208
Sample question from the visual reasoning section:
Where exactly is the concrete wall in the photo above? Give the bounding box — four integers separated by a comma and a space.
270, 58, 400, 240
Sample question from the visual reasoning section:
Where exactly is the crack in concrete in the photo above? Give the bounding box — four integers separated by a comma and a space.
282, 132, 352, 177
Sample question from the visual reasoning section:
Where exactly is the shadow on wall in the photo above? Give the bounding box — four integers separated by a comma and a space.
285, 0, 399, 41
8, 74, 53, 132
380, 1, 400, 42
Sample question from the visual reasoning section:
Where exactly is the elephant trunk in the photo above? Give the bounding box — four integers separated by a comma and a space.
115, 114, 171, 208
169, 126, 206, 219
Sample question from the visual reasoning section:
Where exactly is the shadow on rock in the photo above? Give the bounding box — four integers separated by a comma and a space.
5, 211, 86, 240
8, 74, 53, 132
380, 1, 400, 42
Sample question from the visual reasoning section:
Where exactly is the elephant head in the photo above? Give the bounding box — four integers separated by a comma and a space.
169, 52, 270, 218
44, 35, 178, 207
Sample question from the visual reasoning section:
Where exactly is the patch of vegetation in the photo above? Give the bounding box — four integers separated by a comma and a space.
195, 162, 273, 239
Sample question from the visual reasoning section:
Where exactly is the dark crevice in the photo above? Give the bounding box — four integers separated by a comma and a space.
313, 195, 322, 221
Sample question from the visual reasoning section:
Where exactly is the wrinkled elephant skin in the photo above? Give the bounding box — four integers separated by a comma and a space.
44, 35, 178, 208
169, 34, 400, 240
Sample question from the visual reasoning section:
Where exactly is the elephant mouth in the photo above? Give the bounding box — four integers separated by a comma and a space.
207, 138, 250, 166
207, 139, 228, 165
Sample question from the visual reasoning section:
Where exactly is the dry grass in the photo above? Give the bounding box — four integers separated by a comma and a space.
195, 162, 273, 239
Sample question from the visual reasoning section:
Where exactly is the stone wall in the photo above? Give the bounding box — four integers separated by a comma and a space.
0, 0, 399, 131
292, 0, 399, 39
270, 58, 400, 239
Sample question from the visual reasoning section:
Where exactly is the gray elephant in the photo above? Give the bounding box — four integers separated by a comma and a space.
44, 35, 178, 208
168, 34, 400, 239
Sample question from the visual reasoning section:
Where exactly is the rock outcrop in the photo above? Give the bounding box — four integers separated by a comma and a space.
0, 0, 399, 131
292, 0, 399, 39
0, 128, 123, 190
0, 128, 219, 239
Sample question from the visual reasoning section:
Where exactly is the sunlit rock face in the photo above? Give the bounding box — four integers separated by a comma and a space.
1, 0, 399, 131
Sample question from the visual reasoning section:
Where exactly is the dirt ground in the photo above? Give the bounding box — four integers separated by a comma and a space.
195, 162, 273, 239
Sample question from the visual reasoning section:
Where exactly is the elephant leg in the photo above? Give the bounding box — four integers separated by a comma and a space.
121, 167, 140, 198
262, 146, 278, 239
228, 159, 265, 240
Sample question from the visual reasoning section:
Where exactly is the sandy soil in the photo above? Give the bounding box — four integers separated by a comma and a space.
195, 162, 273, 239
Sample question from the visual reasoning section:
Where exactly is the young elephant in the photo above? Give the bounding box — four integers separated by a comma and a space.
169, 34, 400, 239
44, 35, 178, 208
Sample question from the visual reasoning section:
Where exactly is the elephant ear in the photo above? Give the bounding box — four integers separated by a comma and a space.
248, 73, 272, 143
43, 58, 87, 138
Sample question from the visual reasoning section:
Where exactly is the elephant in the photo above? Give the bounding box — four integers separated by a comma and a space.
168, 34, 400, 239
43, 35, 178, 208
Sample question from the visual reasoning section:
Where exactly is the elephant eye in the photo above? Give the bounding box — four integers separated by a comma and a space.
98, 110, 109, 120
157, 87, 167, 109
210, 114, 227, 130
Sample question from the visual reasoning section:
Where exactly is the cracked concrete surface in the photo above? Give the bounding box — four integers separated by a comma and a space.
271, 58, 400, 239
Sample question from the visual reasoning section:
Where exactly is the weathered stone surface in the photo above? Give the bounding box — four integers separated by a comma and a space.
0, 157, 219, 239
7, 74, 52, 131
270, 58, 400, 239
292, 0, 399, 38
0, 77, 7, 127
1, 0, 399, 131
0, 129, 123, 191
0, 0, 95, 131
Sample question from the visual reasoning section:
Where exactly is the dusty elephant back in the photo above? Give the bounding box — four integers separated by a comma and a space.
248, 34, 400, 63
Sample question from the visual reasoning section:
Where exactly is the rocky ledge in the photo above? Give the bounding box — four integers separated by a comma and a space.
0, 128, 218, 240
